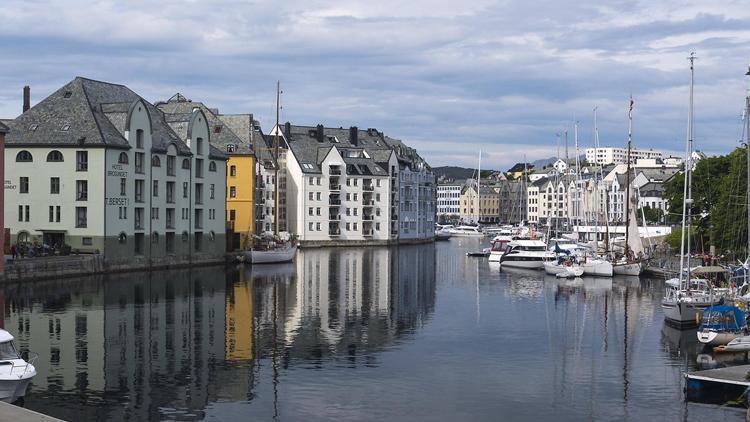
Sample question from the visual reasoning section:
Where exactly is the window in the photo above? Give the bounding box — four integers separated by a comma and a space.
316, 192, 321, 200
309, 192, 314, 200
118, 152, 128, 164
309, 207, 313, 216
196, 138, 203, 155
194, 209, 203, 230
16, 151, 33, 162
151, 207, 159, 220
230, 186, 236, 198
195, 183, 203, 204
182, 159, 190, 169
152, 232, 159, 243
166, 208, 175, 229
210, 184, 215, 199
49, 206, 54, 222
166, 182, 175, 203
183, 182, 188, 198
82, 237, 92, 246
194, 231, 203, 251
166, 232, 175, 253
230, 165, 236, 176
309, 178, 314, 186
153, 180, 159, 197
316, 207, 321, 216
134, 208, 144, 230
19, 177, 29, 193
55, 206, 60, 222
134, 233, 144, 255
76, 180, 88, 201
229, 209, 236, 221
136, 129, 144, 149
47, 150, 64, 162
135, 180, 144, 202
135, 152, 144, 174
167, 156, 176, 176
152, 155, 161, 167
195, 159, 203, 178
316, 177, 321, 185
316, 222, 321, 231
120, 178, 127, 196
209, 161, 217, 172
76, 207, 87, 227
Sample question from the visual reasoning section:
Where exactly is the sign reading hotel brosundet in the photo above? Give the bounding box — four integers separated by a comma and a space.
3, 180, 16, 190
107, 163, 128, 177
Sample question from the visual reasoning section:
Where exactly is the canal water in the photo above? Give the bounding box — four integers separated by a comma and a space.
3, 238, 745, 421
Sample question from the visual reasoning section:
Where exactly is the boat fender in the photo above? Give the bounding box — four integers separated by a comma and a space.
696, 312, 702, 325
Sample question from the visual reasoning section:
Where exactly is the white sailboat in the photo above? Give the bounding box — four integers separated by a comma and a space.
250, 81, 297, 264
662, 53, 720, 327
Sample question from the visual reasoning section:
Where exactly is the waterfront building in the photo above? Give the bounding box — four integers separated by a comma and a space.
437, 181, 462, 222
282, 124, 433, 244
157, 95, 255, 250
585, 146, 662, 165
3, 77, 227, 265
494, 178, 527, 224
526, 176, 573, 227
460, 182, 500, 224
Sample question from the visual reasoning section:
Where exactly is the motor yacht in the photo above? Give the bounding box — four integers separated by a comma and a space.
0, 330, 36, 403
499, 239, 554, 269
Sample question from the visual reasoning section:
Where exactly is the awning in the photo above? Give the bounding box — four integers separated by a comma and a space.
691, 266, 727, 274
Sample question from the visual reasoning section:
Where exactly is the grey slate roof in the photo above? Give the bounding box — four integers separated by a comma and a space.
4, 77, 192, 156
0, 121, 8, 134
156, 94, 248, 158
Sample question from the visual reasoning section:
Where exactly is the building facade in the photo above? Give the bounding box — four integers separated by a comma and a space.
437, 182, 462, 221
460, 183, 500, 224
585, 146, 662, 165
3, 77, 227, 265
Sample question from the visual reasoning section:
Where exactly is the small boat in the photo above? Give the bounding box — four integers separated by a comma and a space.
467, 250, 490, 257
0, 330, 36, 403
449, 226, 484, 237
696, 305, 746, 346
250, 244, 297, 264
488, 236, 512, 262
662, 278, 721, 328
714, 336, 750, 353
435, 229, 452, 241
580, 256, 613, 277
500, 239, 554, 269
612, 259, 643, 276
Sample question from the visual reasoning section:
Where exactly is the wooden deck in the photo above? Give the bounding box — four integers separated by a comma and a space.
685, 364, 750, 407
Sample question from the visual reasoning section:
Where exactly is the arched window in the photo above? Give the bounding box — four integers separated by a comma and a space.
136, 129, 144, 149
17, 231, 30, 244
118, 152, 129, 164
118, 232, 127, 244
182, 158, 190, 169
209, 161, 217, 172
16, 150, 33, 162
152, 156, 161, 167
182, 231, 189, 242
46, 150, 64, 162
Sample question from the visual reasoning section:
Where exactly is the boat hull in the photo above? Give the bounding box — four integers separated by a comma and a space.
662, 300, 714, 328
543, 261, 583, 277
250, 246, 297, 264
697, 330, 742, 346
488, 252, 503, 262
582, 260, 613, 277
0, 377, 32, 403
500, 258, 545, 269
715, 336, 750, 353
613, 262, 642, 276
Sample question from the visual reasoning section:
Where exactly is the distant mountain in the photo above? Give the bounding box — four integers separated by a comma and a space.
433, 166, 502, 181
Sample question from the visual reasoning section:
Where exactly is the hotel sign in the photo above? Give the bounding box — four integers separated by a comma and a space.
107, 164, 128, 177
4, 180, 16, 190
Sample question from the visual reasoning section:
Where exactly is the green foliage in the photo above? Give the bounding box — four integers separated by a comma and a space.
641, 206, 664, 224
663, 147, 748, 255
665, 227, 698, 250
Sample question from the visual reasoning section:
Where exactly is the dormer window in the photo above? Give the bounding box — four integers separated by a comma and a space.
226, 144, 236, 153
28, 124, 38, 131
63, 91, 72, 98
214, 126, 222, 133
61, 124, 70, 131
16, 150, 33, 162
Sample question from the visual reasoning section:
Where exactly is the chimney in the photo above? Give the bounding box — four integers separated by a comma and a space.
349, 126, 358, 146
22, 86, 30, 113
284, 122, 291, 138
316, 124, 325, 143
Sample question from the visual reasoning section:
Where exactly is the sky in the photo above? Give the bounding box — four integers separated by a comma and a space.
2, 0, 750, 170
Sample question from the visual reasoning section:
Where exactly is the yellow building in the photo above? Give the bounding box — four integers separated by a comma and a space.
226, 155, 256, 249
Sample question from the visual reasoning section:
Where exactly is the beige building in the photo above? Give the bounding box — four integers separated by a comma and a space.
460, 184, 499, 224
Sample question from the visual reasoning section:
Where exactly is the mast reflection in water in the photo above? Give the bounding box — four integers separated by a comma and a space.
1, 240, 746, 421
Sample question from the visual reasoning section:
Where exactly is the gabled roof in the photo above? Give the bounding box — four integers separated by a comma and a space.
0, 121, 8, 134
157, 94, 247, 158
4, 77, 192, 156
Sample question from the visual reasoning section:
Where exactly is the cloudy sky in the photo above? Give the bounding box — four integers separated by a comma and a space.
2, 0, 750, 169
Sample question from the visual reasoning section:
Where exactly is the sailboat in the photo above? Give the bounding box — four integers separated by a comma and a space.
662, 53, 720, 327
612, 97, 644, 276
452, 151, 484, 237
249, 81, 297, 264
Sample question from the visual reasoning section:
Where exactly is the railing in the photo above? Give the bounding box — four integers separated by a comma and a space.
329, 198, 341, 205
330, 168, 342, 175
391, 214, 398, 220
362, 215, 374, 221
329, 184, 341, 191
363, 230, 373, 237
329, 214, 340, 220
329, 228, 341, 236
5, 351, 39, 378
363, 185, 374, 191
362, 200, 374, 206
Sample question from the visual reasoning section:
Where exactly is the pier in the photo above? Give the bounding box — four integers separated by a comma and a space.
0, 402, 63, 422
686, 364, 750, 408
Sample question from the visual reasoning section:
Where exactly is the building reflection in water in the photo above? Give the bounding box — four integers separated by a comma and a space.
1, 244, 436, 420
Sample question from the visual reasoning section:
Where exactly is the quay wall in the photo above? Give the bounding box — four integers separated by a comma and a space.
298, 237, 435, 248
1, 254, 226, 283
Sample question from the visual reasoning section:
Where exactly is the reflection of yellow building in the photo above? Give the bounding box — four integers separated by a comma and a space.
225, 270, 253, 360
227, 154, 256, 249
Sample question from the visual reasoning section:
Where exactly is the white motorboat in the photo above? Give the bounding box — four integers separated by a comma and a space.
248, 244, 297, 264
499, 239, 555, 269
449, 226, 484, 237
0, 330, 36, 403
488, 236, 513, 262
715, 336, 750, 353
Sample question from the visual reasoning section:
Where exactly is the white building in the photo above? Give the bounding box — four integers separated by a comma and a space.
3, 77, 227, 265
585, 146, 662, 165
282, 124, 434, 244
437, 182, 462, 219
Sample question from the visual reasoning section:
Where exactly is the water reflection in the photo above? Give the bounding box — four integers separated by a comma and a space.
2, 245, 436, 421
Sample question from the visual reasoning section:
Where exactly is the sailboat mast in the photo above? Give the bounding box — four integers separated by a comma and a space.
745, 65, 750, 261
679, 53, 696, 286
624, 96, 634, 258
574, 122, 580, 228
593, 107, 600, 243
477, 150, 481, 224
274, 80, 280, 236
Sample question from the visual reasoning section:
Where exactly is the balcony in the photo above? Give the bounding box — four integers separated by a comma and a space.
363, 230, 373, 237
391, 213, 398, 220
329, 228, 341, 236
329, 167, 342, 175
329, 183, 341, 191
362, 215, 374, 221
363, 184, 374, 191
329, 214, 340, 221
362, 200, 374, 207
329, 198, 341, 205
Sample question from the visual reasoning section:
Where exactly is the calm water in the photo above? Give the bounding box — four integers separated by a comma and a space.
3, 239, 745, 421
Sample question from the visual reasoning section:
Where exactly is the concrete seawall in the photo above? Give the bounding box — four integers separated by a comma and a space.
0, 402, 64, 421
298, 237, 435, 248
1, 254, 225, 283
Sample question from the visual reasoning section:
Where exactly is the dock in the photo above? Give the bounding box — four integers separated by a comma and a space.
0, 402, 64, 421
685, 364, 750, 408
